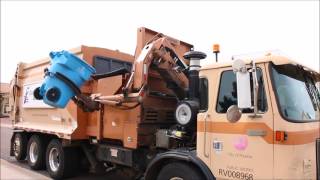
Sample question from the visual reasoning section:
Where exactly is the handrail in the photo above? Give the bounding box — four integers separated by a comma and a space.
203, 112, 210, 158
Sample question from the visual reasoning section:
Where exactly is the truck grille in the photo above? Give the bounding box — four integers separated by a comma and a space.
145, 110, 158, 121
317, 138, 320, 180
144, 110, 175, 122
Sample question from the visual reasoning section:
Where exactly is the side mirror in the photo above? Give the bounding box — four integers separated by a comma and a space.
226, 105, 242, 123
232, 59, 252, 109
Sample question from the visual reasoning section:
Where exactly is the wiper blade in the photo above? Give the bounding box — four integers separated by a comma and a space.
301, 110, 312, 120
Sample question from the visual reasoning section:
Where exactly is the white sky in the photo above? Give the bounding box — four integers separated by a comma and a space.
1, 1, 319, 83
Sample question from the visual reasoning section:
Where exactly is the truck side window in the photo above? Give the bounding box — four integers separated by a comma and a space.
93, 56, 132, 74
199, 78, 208, 111
216, 69, 267, 113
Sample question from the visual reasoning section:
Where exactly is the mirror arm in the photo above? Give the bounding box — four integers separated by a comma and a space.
250, 60, 261, 118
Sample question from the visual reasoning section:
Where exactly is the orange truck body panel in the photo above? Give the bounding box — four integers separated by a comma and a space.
11, 27, 192, 149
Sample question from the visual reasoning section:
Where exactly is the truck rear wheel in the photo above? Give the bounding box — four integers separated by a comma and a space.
27, 135, 46, 170
46, 139, 78, 179
13, 133, 28, 161
157, 162, 203, 180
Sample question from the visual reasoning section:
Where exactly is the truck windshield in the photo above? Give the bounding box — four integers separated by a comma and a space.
271, 63, 320, 122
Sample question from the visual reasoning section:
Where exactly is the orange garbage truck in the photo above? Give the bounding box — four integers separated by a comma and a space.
9, 27, 320, 180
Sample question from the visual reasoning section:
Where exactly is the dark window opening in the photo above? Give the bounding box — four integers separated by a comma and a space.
199, 78, 208, 111
216, 69, 267, 113
93, 56, 132, 75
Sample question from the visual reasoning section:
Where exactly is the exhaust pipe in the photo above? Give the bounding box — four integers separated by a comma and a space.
183, 50, 207, 100
174, 51, 206, 127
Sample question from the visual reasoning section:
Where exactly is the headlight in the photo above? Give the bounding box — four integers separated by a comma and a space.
175, 101, 199, 126
175, 103, 192, 125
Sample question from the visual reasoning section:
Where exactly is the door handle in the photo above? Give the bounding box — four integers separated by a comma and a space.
247, 129, 267, 136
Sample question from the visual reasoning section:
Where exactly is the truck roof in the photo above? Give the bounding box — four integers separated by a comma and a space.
201, 55, 320, 74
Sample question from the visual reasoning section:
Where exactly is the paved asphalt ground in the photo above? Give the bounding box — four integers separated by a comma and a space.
0, 117, 130, 180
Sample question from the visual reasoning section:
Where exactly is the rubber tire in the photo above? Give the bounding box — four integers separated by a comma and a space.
46, 139, 78, 180
13, 133, 28, 161
157, 162, 204, 180
27, 135, 46, 170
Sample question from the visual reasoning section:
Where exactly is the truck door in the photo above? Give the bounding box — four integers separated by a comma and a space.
205, 63, 274, 179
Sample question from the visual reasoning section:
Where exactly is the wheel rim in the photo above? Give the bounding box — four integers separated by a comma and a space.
49, 147, 60, 172
13, 137, 21, 157
29, 141, 38, 163
170, 177, 183, 180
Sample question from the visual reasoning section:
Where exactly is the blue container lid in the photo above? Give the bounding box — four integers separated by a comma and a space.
49, 51, 96, 80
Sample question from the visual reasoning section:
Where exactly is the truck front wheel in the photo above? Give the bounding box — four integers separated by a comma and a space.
157, 162, 204, 180
13, 133, 28, 161
46, 139, 78, 179
27, 135, 46, 170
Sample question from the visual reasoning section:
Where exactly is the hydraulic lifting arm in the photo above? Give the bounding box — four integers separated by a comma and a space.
93, 35, 191, 106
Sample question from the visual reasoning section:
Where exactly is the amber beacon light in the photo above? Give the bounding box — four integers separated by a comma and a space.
213, 44, 220, 62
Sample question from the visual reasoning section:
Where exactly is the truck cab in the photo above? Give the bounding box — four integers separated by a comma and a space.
197, 55, 320, 179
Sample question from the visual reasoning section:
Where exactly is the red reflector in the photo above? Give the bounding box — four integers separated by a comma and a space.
139, 90, 145, 97
275, 131, 286, 142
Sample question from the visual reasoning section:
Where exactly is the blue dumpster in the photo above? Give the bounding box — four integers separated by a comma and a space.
37, 50, 96, 108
